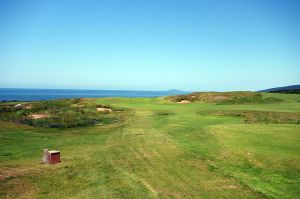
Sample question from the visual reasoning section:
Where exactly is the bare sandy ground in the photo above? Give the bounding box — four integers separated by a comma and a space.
30, 114, 50, 119
177, 100, 191, 104
97, 107, 112, 112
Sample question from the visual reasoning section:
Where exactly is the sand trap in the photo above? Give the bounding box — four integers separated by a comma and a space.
97, 107, 112, 112
177, 100, 191, 104
30, 114, 50, 119
14, 104, 23, 109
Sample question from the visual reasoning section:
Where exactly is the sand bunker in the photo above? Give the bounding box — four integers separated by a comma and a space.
177, 100, 191, 104
30, 114, 50, 119
97, 107, 112, 112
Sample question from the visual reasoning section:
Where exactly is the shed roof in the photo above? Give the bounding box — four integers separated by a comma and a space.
48, 150, 60, 154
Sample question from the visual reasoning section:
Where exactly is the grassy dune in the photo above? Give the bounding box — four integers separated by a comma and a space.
0, 93, 300, 198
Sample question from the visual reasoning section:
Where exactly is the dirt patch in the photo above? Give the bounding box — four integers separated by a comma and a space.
177, 100, 191, 104
25, 105, 32, 109
97, 107, 112, 112
213, 96, 230, 101
0, 166, 41, 181
30, 114, 50, 119
157, 188, 182, 198
0, 166, 43, 198
0, 169, 27, 181
223, 185, 239, 190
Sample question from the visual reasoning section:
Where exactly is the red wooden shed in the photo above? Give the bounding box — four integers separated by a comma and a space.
48, 150, 61, 164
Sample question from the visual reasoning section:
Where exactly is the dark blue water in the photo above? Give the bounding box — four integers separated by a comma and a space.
0, 88, 188, 101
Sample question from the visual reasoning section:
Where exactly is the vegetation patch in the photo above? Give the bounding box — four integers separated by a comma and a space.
167, 91, 283, 104
0, 99, 124, 128
197, 110, 300, 124
218, 96, 283, 105
268, 89, 300, 94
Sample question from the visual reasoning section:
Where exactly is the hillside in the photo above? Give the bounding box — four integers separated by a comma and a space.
260, 85, 300, 94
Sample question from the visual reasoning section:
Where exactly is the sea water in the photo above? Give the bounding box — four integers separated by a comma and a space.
0, 88, 188, 101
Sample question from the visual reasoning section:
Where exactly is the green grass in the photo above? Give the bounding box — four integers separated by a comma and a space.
0, 93, 299, 198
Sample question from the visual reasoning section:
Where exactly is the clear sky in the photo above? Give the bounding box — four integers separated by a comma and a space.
0, 0, 299, 91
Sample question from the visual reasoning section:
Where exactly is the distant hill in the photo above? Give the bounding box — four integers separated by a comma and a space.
260, 85, 300, 94
166, 89, 189, 94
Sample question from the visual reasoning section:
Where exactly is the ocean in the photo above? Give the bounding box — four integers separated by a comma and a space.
0, 88, 188, 101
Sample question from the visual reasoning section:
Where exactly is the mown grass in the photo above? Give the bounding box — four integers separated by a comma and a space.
0, 92, 299, 198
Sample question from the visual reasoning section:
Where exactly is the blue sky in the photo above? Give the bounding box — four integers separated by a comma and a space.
0, 0, 299, 91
